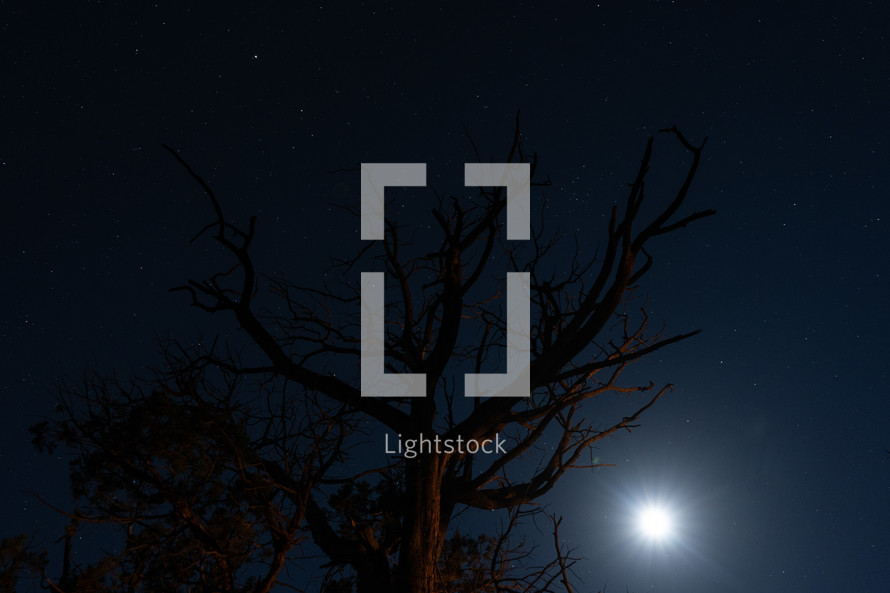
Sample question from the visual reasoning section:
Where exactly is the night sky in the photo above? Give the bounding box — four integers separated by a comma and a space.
2, 2, 889, 592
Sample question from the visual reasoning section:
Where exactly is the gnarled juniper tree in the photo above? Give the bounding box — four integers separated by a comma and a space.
29, 123, 713, 593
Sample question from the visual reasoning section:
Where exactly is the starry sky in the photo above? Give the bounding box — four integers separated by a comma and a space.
2, 2, 889, 592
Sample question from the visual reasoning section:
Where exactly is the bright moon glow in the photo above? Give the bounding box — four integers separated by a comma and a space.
637, 506, 673, 539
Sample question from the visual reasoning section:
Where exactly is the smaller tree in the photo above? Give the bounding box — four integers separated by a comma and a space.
30, 344, 352, 592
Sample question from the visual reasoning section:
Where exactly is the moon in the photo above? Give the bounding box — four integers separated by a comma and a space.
637, 505, 673, 540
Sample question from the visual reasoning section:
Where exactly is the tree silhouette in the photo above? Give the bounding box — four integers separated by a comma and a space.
27, 123, 713, 593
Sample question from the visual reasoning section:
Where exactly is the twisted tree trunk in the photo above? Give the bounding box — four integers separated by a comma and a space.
396, 453, 447, 593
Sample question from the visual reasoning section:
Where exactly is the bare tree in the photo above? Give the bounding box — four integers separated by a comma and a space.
30, 122, 713, 593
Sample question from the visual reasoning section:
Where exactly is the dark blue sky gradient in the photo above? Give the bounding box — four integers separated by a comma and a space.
2, 2, 889, 591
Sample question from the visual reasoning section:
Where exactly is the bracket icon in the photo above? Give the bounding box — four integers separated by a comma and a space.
360, 163, 530, 398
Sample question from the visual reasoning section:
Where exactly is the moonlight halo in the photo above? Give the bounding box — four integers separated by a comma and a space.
637, 505, 673, 540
